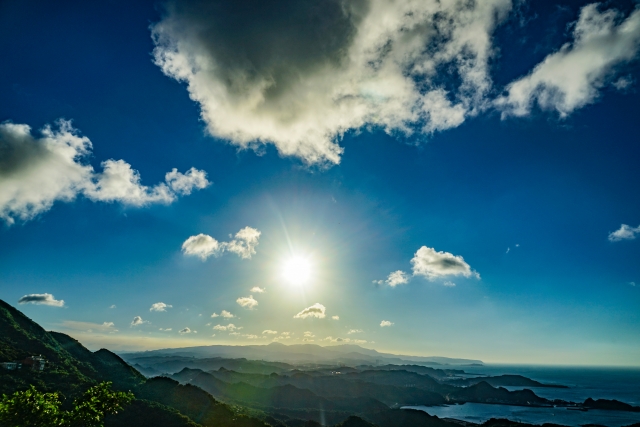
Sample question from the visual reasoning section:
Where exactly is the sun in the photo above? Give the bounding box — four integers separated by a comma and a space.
282, 256, 311, 285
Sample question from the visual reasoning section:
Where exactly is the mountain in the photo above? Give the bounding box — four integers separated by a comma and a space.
0, 299, 270, 427
120, 342, 482, 367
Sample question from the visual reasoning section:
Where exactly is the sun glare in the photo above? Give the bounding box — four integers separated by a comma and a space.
282, 256, 311, 285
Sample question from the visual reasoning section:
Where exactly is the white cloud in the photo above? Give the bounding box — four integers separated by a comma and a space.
159, 327, 172, 331
411, 246, 479, 280
294, 303, 326, 319
332, 315, 340, 320
0, 120, 209, 224
380, 320, 394, 327
236, 295, 258, 309
225, 227, 261, 259
150, 302, 173, 312
262, 330, 278, 335
151, 0, 512, 166
165, 167, 209, 195
18, 293, 64, 307
220, 310, 234, 318
131, 316, 149, 327
250, 286, 266, 293
497, 4, 640, 117
609, 224, 640, 242
213, 323, 241, 331
243, 334, 259, 339
211, 313, 218, 318
181, 226, 261, 261
109, 304, 116, 309
181, 234, 224, 260
347, 329, 363, 335
179, 327, 191, 334
385, 270, 409, 287
304, 331, 315, 338
443, 281, 456, 287
229, 332, 241, 336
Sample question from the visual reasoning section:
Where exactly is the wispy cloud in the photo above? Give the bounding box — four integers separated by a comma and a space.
347, 329, 363, 335
59, 320, 118, 333
609, 224, 640, 242
497, 4, 640, 117
213, 324, 242, 332
181, 226, 261, 260
179, 327, 192, 334
150, 302, 172, 312
236, 295, 258, 310
294, 303, 326, 319
262, 330, 278, 335
18, 293, 64, 307
250, 286, 266, 293
385, 270, 410, 287
0, 120, 209, 224
380, 320, 394, 327
332, 315, 339, 320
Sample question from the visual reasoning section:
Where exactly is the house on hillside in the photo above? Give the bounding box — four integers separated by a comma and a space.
0, 362, 20, 370
22, 355, 46, 371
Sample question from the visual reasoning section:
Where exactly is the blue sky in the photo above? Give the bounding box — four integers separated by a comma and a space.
1, 0, 639, 365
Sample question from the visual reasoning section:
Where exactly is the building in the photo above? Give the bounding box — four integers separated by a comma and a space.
22, 355, 46, 371
0, 362, 20, 370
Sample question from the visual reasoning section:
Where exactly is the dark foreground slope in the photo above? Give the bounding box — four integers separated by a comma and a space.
0, 299, 269, 427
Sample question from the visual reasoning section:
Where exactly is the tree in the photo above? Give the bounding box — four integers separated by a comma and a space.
0, 382, 133, 427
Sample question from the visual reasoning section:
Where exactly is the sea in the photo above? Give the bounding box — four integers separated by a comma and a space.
404, 364, 640, 427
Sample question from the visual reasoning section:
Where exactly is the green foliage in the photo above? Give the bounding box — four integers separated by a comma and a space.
0, 382, 133, 427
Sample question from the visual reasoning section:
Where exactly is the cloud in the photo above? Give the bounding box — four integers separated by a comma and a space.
59, 320, 118, 333
497, 4, 640, 117
262, 330, 278, 335
243, 334, 259, 339
179, 327, 191, 334
443, 281, 456, 287
236, 295, 258, 309
109, 305, 116, 309
181, 226, 261, 260
229, 332, 241, 336
332, 315, 339, 320
211, 310, 235, 318
294, 303, 326, 319
347, 329, 363, 335
159, 327, 172, 331
250, 286, 266, 293
150, 302, 173, 312
131, 316, 149, 327
630, 282, 636, 287
411, 246, 479, 280
225, 227, 261, 259
324, 336, 367, 344
385, 270, 409, 287
0, 120, 209, 224
213, 323, 241, 331
608, 224, 640, 242
304, 331, 315, 338
18, 293, 64, 307
181, 234, 224, 260
151, 0, 513, 166
380, 320, 394, 327
165, 167, 209, 195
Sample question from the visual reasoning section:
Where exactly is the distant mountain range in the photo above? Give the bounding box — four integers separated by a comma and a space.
120, 342, 483, 367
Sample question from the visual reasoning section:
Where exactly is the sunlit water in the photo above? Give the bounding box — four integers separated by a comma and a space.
405, 365, 640, 426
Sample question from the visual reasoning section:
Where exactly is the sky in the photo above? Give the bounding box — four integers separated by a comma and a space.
1, 0, 639, 366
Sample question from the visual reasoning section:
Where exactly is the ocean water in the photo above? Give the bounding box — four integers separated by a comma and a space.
406, 365, 640, 427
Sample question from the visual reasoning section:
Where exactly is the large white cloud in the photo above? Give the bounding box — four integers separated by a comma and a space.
151, 0, 512, 165
609, 224, 640, 242
18, 293, 64, 307
182, 226, 261, 260
0, 120, 209, 224
294, 303, 326, 319
150, 302, 173, 312
497, 4, 640, 117
411, 246, 479, 280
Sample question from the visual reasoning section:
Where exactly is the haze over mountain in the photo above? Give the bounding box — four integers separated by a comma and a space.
121, 343, 483, 366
